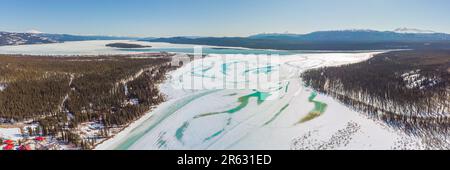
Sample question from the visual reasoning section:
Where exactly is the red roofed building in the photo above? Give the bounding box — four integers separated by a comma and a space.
3, 139, 14, 145
3, 144, 14, 150
35, 136, 45, 141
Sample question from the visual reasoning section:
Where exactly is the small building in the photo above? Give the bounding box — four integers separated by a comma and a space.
3, 144, 14, 150
3, 139, 14, 145
35, 136, 45, 142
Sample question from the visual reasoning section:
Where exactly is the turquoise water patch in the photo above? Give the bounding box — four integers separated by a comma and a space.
114, 90, 220, 150
194, 90, 271, 118
119, 47, 296, 55
179, 90, 271, 144
204, 129, 225, 142
221, 61, 241, 75
226, 91, 271, 114
285, 82, 290, 93
175, 121, 190, 144
191, 64, 216, 79
296, 91, 327, 124
263, 104, 290, 126
243, 65, 277, 75
156, 132, 168, 149
224, 93, 238, 96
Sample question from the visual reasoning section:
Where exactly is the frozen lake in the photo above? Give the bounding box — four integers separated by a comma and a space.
0, 40, 298, 55
97, 52, 421, 150
0, 41, 420, 149
0, 40, 380, 56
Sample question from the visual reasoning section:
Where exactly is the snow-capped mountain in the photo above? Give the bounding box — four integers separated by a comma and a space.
247, 28, 450, 41
0, 31, 136, 46
0, 31, 57, 46
393, 27, 437, 34
148, 28, 450, 50
26, 29, 44, 34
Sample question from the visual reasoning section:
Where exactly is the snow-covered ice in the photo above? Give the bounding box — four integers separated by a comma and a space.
1, 41, 420, 150
0, 40, 150, 55
0, 40, 248, 56
96, 51, 422, 150
0, 83, 6, 92
0, 128, 22, 141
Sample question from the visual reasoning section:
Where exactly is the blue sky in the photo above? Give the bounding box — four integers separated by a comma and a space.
1, 0, 449, 37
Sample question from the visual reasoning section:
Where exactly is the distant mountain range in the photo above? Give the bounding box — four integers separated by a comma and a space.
144, 28, 450, 50
0, 31, 136, 46
392, 27, 437, 34
246, 29, 450, 42
2, 28, 450, 50
0, 32, 57, 46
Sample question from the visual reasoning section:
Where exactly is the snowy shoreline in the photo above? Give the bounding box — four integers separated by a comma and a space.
94, 74, 193, 150
0, 40, 253, 56
94, 51, 424, 150
1, 40, 421, 150
0, 40, 392, 56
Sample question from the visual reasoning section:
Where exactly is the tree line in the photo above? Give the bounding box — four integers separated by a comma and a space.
0, 54, 176, 148
301, 50, 450, 137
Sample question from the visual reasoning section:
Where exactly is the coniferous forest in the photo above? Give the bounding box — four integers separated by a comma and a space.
0, 54, 175, 149
302, 50, 450, 142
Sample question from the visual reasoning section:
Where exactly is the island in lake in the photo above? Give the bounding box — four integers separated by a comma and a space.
106, 43, 152, 48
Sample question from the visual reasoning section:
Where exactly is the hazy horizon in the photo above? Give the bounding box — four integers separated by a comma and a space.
1, 0, 450, 37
